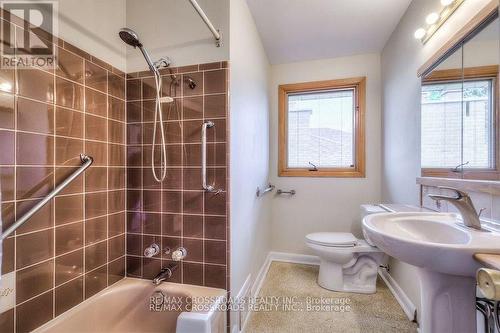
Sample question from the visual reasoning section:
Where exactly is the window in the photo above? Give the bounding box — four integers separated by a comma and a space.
422, 79, 494, 168
278, 77, 366, 177
421, 66, 498, 178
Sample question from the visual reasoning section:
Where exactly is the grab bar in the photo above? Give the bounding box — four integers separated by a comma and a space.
187, 0, 222, 47
1, 154, 93, 240
202, 121, 215, 192
256, 184, 275, 197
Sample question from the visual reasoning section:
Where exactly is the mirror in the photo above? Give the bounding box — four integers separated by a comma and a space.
421, 14, 499, 180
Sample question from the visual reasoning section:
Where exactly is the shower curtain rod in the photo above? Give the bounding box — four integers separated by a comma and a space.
187, 0, 222, 47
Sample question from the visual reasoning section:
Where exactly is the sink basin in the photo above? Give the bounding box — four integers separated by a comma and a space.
369, 215, 470, 244
363, 212, 500, 276
363, 212, 500, 333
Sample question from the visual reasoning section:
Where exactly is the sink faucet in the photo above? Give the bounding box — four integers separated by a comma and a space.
428, 186, 482, 230
152, 263, 178, 285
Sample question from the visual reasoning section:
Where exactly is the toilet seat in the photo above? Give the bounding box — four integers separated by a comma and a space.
306, 232, 357, 247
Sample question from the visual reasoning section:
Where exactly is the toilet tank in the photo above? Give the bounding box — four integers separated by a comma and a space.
360, 205, 387, 246
360, 204, 387, 219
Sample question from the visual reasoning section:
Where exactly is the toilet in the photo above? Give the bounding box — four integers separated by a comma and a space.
305, 205, 388, 294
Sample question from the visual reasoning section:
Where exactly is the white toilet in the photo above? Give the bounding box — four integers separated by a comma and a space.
305, 205, 388, 294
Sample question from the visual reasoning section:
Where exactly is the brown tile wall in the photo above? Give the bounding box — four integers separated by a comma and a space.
0, 9, 230, 333
0, 13, 126, 333
126, 62, 230, 291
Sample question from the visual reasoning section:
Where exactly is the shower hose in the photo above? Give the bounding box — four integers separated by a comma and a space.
151, 71, 168, 182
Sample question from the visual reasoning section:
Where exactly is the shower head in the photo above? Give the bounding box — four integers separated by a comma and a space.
119, 28, 142, 48
119, 28, 158, 76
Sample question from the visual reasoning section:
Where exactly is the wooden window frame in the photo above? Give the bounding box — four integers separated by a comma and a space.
278, 77, 366, 178
421, 65, 500, 180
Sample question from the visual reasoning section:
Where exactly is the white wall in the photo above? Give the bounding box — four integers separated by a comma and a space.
269, 54, 382, 254
125, 0, 229, 72
229, 0, 271, 329
381, 0, 495, 322
56, 0, 127, 70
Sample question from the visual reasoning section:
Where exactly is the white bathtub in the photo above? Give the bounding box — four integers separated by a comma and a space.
34, 278, 227, 333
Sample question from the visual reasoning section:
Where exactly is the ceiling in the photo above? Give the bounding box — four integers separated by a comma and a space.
246, 0, 412, 64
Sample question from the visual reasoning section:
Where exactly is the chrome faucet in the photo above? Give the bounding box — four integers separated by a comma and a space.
428, 186, 482, 230
152, 263, 178, 285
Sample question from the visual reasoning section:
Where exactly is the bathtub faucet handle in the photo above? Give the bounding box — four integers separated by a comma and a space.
144, 243, 160, 258
172, 247, 187, 261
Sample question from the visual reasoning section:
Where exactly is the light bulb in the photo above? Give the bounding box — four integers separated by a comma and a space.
426, 12, 439, 25
441, 0, 454, 6
414, 28, 426, 40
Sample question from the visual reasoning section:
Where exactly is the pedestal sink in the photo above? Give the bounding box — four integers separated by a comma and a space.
363, 212, 500, 333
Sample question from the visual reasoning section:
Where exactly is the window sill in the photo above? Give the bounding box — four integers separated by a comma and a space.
279, 169, 365, 178
421, 169, 500, 180
416, 177, 500, 196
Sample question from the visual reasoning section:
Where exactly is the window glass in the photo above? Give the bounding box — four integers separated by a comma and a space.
421, 79, 494, 169
287, 89, 355, 168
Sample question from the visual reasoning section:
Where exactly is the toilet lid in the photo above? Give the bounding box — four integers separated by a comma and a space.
306, 232, 357, 247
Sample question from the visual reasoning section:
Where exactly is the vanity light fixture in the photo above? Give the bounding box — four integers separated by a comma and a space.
414, 0, 465, 44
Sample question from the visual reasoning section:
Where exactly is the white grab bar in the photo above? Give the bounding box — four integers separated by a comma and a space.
1, 154, 93, 240
202, 121, 215, 192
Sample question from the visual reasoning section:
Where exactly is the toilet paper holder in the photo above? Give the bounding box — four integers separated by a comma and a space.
277, 189, 296, 196
477, 268, 500, 333
478, 268, 500, 301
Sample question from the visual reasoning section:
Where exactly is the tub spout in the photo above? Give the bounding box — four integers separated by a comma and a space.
152, 264, 178, 285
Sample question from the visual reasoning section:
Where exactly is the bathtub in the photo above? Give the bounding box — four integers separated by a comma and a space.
34, 278, 227, 333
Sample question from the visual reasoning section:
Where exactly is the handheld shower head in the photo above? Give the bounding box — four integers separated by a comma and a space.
119, 28, 142, 48
118, 28, 177, 184
119, 28, 158, 75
